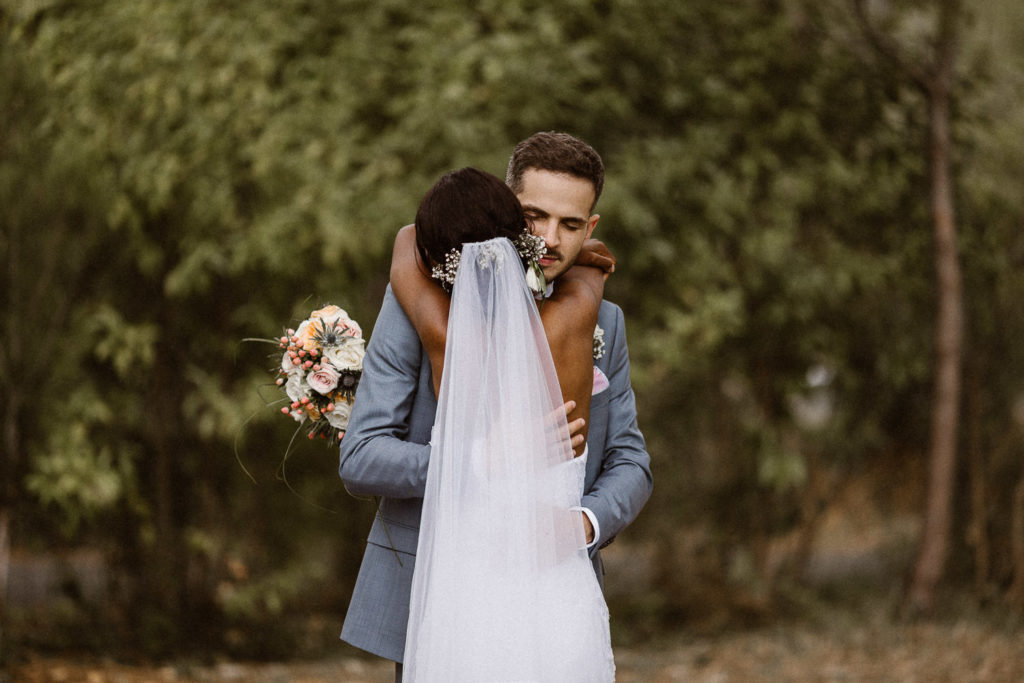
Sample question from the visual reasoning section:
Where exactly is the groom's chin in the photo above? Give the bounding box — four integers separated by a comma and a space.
542, 262, 567, 282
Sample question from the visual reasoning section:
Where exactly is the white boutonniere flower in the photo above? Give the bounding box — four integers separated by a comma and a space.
525, 261, 546, 297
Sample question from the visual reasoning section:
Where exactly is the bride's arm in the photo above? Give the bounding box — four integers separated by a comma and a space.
390, 225, 448, 396
541, 242, 610, 455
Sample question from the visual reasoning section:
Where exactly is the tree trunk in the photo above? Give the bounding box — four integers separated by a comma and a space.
0, 391, 20, 666
905, 3, 964, 615
1008, 476, 1024, 609
965, 375, 990, 594
149, 349, 183, 618
791, 447, 837, 584
0, 507, 10, 665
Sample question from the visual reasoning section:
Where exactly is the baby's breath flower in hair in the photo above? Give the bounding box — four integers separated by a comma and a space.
430, 248, 462, 293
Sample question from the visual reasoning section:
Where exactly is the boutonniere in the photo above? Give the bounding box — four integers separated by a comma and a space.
592, 324, 605, 362
514, 232, 548, 298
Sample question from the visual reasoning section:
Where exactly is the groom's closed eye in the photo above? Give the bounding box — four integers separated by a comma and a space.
524, 208, 585, 232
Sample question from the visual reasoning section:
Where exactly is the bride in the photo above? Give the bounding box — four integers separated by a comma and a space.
388, 167, 616, 682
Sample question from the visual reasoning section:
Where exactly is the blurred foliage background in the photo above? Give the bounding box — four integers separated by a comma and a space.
2, 0, 1023, 664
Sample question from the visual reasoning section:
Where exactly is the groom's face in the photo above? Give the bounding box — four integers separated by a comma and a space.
515, 168, 600, 282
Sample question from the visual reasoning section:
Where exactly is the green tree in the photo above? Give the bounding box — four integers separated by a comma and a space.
0, 22, 118, 658
848, 0, 966, 617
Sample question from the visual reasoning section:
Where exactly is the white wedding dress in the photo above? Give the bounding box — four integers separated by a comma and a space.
403, 238, 615, 682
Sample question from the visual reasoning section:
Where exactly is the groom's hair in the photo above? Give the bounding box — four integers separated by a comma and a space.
505, 131, 605, 210
415, 167, 528, 268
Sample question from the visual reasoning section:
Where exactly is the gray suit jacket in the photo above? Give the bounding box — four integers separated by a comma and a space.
338, 285, 652, 663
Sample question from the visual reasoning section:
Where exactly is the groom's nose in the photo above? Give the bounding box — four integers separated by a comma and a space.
533, 218, 560, 250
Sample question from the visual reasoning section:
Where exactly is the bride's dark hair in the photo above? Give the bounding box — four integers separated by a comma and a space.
415, 167, 527, 269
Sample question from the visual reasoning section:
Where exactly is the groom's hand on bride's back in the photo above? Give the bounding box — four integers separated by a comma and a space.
574, 239, 615, 278
560, 400, 587, 457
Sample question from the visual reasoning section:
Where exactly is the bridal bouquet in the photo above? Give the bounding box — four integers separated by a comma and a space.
273, 304, 365, 442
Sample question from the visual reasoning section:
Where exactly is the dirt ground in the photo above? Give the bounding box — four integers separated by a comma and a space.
9, 605, 1023, 683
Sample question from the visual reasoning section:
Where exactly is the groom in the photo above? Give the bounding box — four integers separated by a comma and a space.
338, 131, 653, 674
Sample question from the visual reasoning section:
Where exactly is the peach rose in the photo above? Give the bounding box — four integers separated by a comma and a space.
312, 305, 362, 337
293, 319, 317, 352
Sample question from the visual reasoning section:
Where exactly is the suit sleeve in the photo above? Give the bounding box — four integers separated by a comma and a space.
582, 304, 653, 548
338, 286, 431, 499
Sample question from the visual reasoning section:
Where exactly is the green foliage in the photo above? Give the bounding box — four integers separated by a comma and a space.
25, 423, 134, 535
86, 305, 159, 380
219, 556, 332, 621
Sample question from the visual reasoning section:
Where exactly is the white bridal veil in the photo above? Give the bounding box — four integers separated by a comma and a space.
403, 238, 614, 682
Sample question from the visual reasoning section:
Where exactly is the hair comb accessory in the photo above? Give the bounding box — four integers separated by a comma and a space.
429, 228, 547, 295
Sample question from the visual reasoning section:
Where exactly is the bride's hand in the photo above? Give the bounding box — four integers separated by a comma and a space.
574, 239, 615, 279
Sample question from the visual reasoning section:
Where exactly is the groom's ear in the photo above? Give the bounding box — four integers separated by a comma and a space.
585, 214, 600, 240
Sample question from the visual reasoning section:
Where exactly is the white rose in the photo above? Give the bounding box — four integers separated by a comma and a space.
324, 338, 366, 371
324, 400, 352, 430
307, 365, 340, 395
285, 373, 308, 405
281, 351, 298, 374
